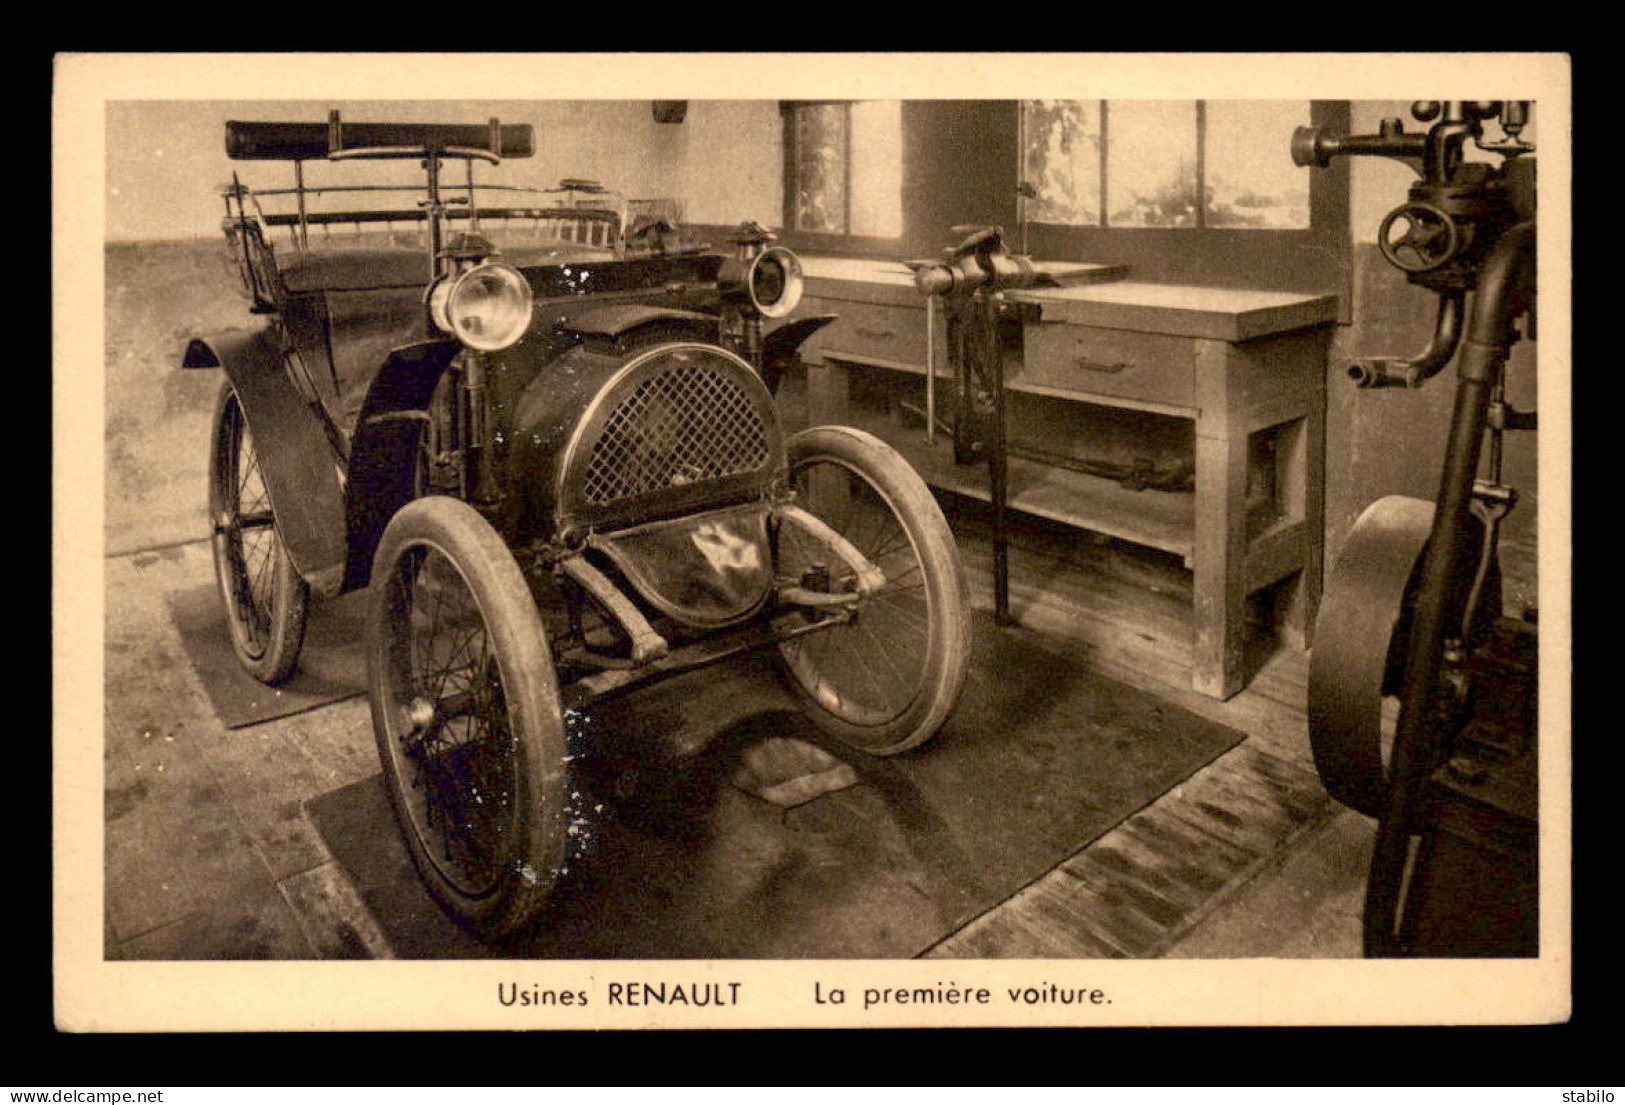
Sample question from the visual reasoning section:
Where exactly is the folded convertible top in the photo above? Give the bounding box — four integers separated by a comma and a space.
226, 117, 534, 161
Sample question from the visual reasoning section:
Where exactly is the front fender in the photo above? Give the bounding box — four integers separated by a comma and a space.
342, 338, 462, 591
185, 329, 348, 597
761, 314, 837, 393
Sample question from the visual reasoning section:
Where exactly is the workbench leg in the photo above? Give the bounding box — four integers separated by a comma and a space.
1277, 399, 1326, 651
805, 358, 852, 427
1192, 428, 1250, 700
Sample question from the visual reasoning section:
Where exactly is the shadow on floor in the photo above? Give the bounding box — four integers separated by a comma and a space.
306, 618, 1244, 960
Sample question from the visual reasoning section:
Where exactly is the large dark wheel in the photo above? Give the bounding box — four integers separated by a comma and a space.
1307, 495, 1503, 818
368, 495, 569, 940
775, 425, 971, 755
208, 381, 309, 685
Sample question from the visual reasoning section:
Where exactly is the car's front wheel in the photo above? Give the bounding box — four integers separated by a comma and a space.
774, 425, 971, 755
368, 495, 570, 941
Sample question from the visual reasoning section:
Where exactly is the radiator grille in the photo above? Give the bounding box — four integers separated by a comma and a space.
582, 363, 771, 506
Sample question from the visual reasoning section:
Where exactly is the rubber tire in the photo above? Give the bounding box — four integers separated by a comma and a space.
208, 381, 309, 685
368, 495, 569, 941
777, 425, 972, 755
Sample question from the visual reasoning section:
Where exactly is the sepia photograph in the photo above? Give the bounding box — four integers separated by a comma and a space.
55, 53, 1571, 1030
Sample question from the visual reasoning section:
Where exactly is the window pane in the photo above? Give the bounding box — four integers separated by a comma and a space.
1106, 101, 1199, 228
850, 100, 902, 238
1022, 99, 1101, 227
792, 104, 848, 233
1205, 100, 1311, 229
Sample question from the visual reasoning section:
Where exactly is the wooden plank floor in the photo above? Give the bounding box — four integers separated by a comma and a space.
103, 544, 394, 960
919, 501, 1354, 959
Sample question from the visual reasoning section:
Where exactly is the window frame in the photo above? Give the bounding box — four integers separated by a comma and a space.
1019, 100, 1351, 304
777, 99, 905, 257
762, 99, 1351, 309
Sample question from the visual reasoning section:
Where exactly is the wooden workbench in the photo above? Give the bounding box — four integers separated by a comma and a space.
790, 255, 1337, 700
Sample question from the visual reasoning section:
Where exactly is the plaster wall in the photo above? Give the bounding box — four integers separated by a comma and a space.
674, 101, 782, 228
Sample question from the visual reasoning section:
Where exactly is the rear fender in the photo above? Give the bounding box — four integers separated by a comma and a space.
341, 338, 462, 591
185, 330, 348, 597
761, 314, 837, 393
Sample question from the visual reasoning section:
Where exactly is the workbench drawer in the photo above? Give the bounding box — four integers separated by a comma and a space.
805, 297, 928, 369
1019, 323, 1197, 409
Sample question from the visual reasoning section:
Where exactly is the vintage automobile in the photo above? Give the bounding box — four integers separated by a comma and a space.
182, 113, 971, 939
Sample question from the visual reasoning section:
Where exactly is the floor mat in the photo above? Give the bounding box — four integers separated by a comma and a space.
170, 583, 370, 728
305, 614, 1244, 959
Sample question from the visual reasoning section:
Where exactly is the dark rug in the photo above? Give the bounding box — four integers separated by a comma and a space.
305, 614, 1244, 959
170, 583, 370, 728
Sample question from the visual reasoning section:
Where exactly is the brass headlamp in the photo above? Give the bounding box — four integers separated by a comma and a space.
717, 221, 804, 319
426, 233, 534, 352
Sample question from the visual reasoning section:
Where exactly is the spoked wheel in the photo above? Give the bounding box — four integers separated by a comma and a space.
368, 495, 569, 940
208, 381, 309, 685
775, 426, 971, 755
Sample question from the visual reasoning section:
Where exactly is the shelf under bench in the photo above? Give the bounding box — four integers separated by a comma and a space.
838, 401, 1197, 561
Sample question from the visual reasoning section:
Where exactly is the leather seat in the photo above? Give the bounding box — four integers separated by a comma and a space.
276, 247, 430, 293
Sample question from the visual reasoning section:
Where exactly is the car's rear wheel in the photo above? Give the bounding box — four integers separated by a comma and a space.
775, 426, 971, 755
209, 381, 309, 685
368, 495, 569, 941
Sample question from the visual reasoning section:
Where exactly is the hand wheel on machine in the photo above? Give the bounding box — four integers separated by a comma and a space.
1378, 202, 1461, 273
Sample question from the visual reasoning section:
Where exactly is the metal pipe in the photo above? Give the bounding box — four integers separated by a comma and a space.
1349, 292, 1466, 388
925, 296, 937, 445
423, 154, 443, 283
1291, 126, 1426, 168
1462, 222, 1538, 348
293, 161, 309, 251
1362, 220, 1535, 956
950, 300, 975, 466
986, 296, 1012, 626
